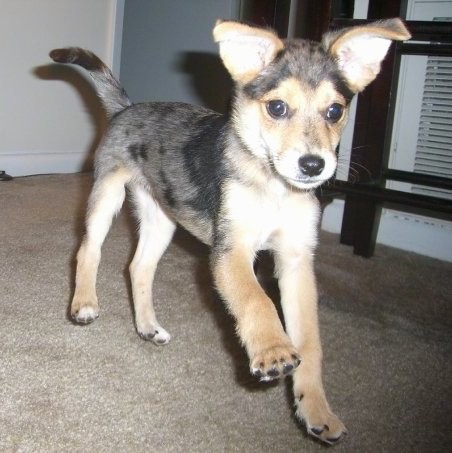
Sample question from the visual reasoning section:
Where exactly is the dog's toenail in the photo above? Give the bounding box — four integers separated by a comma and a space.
291, 354, 301, 366
326, 435, 342, 443
267, 368, 279, 377
253, 369, 263, 379
283, 363, 294, 374
311, 427, 324, 435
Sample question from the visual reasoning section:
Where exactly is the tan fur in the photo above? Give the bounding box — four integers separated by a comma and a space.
213, 175, 321, 373
57, 18, 411, 446
234, 78, 346, 190
71, 168, 132, 322
213, 20, 284, 84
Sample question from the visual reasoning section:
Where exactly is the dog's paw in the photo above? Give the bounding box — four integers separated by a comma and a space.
71, 304, 99, 324
250, 346, 301, 382
137, 325, 171, 346
296, 394, 347, 444
306, 416, 347, 445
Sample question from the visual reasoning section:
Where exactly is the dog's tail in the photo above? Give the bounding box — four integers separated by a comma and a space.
50, 47, 132, 118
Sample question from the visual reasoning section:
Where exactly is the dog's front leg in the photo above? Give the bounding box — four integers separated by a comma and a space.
275, 250, 347, 444
212, 246, 301, 381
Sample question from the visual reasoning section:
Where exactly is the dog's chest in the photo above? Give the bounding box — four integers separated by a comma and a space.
222, 178, 319, 251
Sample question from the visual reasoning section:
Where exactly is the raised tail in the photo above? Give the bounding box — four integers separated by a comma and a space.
50, 47, 132, 117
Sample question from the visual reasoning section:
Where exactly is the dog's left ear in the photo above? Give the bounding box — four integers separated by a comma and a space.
324, 18, 411, 93
213, 20, 284, 84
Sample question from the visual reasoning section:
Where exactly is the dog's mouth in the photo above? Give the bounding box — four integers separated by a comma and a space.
284, 175, 331, 190
269, 154, 336, 190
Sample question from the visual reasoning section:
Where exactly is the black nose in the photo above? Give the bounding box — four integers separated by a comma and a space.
298, 154, 325, 177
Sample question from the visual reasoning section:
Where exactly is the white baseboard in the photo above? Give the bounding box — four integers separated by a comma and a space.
321, 199, 452, 262
0, 150, 91, 177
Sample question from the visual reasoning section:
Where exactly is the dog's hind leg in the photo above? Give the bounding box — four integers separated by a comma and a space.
129, 184, 176, 345
71, 167, 131, 324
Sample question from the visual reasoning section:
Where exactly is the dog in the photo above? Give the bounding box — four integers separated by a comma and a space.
50, 18, 410, 444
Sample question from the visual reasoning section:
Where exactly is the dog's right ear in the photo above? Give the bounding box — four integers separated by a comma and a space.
323, 18, 411, 93
213, 20, 284, 84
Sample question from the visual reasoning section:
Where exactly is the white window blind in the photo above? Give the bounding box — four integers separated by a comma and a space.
412, 19, 452, 200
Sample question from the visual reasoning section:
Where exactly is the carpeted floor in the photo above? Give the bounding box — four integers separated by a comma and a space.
1, 173, 451, 452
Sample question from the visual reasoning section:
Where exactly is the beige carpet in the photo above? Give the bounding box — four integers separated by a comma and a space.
1, 173, 451, 452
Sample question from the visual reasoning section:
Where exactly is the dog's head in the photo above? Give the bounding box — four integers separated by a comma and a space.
214, 19, 410, 190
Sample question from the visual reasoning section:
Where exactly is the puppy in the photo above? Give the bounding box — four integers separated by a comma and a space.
50, 18, 410, 444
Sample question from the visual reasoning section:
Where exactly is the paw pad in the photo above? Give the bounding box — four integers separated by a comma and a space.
305, 420, 347, 444
251, 347, 301, 382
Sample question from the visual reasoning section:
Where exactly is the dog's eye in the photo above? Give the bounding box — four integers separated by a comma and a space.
266, 100, 288, 119
325, 103, 344, 123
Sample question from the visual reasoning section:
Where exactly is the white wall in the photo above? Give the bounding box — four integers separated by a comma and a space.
0, 0, 124, 176
120, 0, 240, 111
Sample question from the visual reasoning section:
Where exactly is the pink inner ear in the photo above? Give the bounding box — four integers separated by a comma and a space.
337, 46, 366, 82
336, 36, 392, 82
240, 36, 279, 67
239, 38, 272, 69
337, 47, 354, 71
218, 34, 283, 83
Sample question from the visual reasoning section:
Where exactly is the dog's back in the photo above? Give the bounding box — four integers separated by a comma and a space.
51, 47, 230, 244
101, 101, 228, 244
